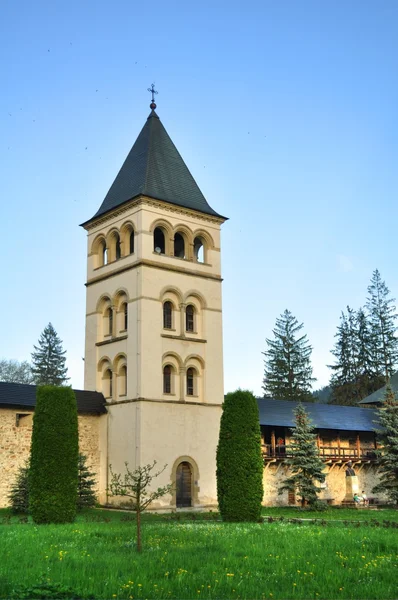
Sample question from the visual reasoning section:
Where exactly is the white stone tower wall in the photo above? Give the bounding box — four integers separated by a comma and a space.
83, 198, 225, 507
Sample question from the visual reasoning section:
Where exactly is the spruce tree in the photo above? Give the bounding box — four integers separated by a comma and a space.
8, 461, 30, 513
30, 386, 79, 523
372, 385, 398, 504
263, 310, 315, 401
329, 308, 358, 405
31, 323, 69, 386
356, 307, 384, 399
279, 403, 325, 507
366, 269, 398, 380
329, 306, 385, 405
77, 454, 97, 509
216, 389, 263, 521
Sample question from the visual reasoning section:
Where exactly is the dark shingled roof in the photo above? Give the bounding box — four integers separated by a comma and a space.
82, 110, 224, 226
257, 398, 378, 432
358, 372, 398, 405
0, 382, 106, 414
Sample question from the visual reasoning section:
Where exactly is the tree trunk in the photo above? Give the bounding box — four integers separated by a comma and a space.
136, 510, 142, 552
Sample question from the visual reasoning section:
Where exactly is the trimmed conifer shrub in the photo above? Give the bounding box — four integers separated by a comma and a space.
8, 461, 30, 513
216, 389, 264, 522
77, 454, 97, 509
30, 386, 79, 523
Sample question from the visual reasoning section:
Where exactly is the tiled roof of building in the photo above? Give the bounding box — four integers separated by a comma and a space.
82, 109, 224, 226
257, 398, 378, 432
358, 372, 398, 405
0, 382, 106, 414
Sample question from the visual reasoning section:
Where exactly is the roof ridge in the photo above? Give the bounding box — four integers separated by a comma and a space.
142, 110, 156, 193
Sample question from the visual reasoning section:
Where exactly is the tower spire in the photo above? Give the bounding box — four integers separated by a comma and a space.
147, 83, 158, 110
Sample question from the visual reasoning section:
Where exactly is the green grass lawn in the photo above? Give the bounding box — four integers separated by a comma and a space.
1, 508, 397, 599
261, 505, 398, 521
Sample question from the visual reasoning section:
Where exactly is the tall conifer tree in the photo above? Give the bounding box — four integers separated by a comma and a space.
356, 307, 385, 399
329, 307, 358, 405
372, 385, 398, 504
263, 310, 315, 401
329, 306, 384, 405
31, 323, 69, 386
366, 269, 398, 380
279, 403, 325, 506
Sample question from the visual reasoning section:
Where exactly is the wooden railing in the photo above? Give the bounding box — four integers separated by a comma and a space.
261, 444, 377, 460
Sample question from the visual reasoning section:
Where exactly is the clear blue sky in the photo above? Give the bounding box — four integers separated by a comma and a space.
2, 0, 397, 395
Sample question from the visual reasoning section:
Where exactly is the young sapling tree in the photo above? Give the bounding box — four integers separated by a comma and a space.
108, 461, 173, 551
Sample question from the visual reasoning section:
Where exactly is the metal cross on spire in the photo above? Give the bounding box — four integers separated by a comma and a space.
148, 83, 158, 109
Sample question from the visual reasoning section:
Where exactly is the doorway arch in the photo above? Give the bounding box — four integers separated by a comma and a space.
171, 456, 200, 508
176, 462, 192, 508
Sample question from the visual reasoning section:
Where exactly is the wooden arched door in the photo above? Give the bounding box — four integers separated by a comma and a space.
176, 461, 192, 508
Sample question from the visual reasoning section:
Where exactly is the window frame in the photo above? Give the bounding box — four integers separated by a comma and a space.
107, 307, 113, 336
104, 368, 113, 398
123, 302, 128, 330
186, 367, 195, 396
163, 301, 173, 329
186, 305, 195, 333
163, 365, 172, 394
115, 236, 121, 260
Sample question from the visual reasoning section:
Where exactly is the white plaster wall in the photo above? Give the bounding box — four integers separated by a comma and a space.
105, 400, 222, 508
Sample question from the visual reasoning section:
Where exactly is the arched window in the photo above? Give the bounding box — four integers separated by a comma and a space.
186, 305, 195, 332
187, 367, 195, 396
163, 301, 173, 329
154, 227, 166, 254
97, 240, 106, 267
116, 236, 121, 260
174, 233, 185, 258
119, 365, 127, 396
106, 307, 113, 336
93, 237, 108, 268
123, 303, 128, 330
194, 237, 204, 263
163, 365, 172, 394
104, 368, 113, 398
129, 231, 134, 254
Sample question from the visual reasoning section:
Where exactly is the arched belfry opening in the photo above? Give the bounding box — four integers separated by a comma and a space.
176, 461, 192, 508
154, 227, 166, 254
174, 233, 185, 258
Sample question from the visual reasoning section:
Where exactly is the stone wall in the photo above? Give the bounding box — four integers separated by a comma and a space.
0, 408, 102, 509
262, 462, 387, 506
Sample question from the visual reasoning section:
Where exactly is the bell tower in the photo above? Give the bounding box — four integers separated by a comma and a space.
81, 91, 227, 508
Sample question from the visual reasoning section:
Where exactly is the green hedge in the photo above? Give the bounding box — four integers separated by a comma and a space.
30, 386, 79, 523
216, 389, 264, 521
